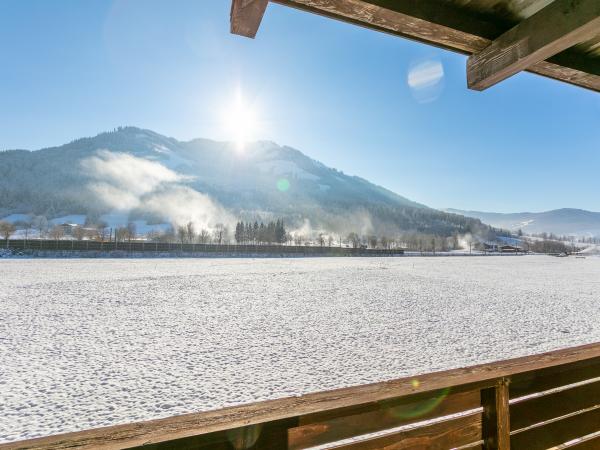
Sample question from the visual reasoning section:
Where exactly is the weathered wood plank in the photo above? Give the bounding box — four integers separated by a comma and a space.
231, 0, 269, 38
269, 0, 600, 92
327, 412, 482, 450
510, 358, 600, 398
272, 0, 494, 53
510, 406, 600, 450
511, 379, 600, 432
289, 389, 480, 449
126, 418, 298, 450
4, 343, 600, 450
467, 0, 600, 90
481, 379, 510, 450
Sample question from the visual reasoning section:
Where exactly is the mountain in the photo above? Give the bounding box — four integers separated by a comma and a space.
0, 127, 491, 237
445, 208, 600, 238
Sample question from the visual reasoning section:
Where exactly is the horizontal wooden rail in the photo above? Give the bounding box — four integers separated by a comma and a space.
2, 342, 600, 449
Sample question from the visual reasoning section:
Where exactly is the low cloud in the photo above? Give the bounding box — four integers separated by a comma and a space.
143, 186, 234, 231
81, 150, 233, 229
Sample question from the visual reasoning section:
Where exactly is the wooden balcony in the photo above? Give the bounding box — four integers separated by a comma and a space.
3, 342, 600, 449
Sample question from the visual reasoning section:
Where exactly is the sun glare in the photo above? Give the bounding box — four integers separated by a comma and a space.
222, 89, 260, 151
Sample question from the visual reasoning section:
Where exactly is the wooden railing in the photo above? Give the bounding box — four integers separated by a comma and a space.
3, 342, 600, 450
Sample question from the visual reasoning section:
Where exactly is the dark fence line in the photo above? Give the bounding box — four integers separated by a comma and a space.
4, 239, 404, 256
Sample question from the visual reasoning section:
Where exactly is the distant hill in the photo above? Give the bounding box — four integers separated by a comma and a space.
445, 208, 600, 237
0, 127, 492, 237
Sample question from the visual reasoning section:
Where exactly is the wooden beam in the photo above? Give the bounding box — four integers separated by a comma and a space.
269, 0, 600, 92
231, 0, 269, 38
468, 0, 600, 90
272, 0, 495, 54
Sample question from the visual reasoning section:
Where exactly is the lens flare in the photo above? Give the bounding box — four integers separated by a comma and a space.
387, 387, 451, 420
407, 59, 445, 103
227, 424, 262, 450
276, 178, 290, 192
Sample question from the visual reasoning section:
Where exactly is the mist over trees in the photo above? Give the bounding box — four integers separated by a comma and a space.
4, 210, 594, 255
0, 127, 506, 244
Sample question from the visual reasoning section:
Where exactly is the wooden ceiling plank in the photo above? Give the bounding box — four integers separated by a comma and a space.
271, 0, 494, 54
467, 0, 600, 90
231, 0, 269, 38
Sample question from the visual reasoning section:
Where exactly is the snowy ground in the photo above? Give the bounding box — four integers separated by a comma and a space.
1, 256, 599, 443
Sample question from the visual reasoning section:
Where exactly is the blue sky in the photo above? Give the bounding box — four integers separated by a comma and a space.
1, 0, 599, 212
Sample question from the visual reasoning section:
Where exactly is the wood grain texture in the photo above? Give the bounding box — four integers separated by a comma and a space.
3, 342, 600, 450
481, 379, 510, 450
510, 406, 600, 450
125, 418, 298, 450
230, 0, 269, 38
328, 412, 482, 450
289, 389, 480, 449
269, 0, 600, 92
467, 0, 600, 90
511, 379, 600, 431
510, 358, 600, 398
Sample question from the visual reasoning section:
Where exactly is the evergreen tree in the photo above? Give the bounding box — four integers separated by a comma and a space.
234, 222, 243, 243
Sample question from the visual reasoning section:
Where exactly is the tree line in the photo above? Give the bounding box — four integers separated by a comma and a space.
234, 220, 286, 244
2, 213, 597, 254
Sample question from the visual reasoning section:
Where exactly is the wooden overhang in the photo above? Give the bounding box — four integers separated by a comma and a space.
230, 0, 600, 92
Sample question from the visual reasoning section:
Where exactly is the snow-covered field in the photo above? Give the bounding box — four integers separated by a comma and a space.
1, 256, 599, 443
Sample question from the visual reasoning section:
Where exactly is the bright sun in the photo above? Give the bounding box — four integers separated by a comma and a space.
222, 89, 259, 151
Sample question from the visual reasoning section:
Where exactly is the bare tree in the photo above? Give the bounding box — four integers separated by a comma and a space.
73, 226, 86, 241
369, 235, 378, 249
115, 226, 128, 243
23, 216, 33, 241
48, 225, 65, 240
318, 233, 325, 247
198, 229, 210, 244
32, 215, 48, 239
126, 222, 136, 242
347, 232, 360, 249
186, 221, 196, 243
96, 222, 108, 242
464, 234, 474, 254
0, 221, 16, 246
213, 223, 228, 245
327, 235, 334, 247
177, 225, 187, 245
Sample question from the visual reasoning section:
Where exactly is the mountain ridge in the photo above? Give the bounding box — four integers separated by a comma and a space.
0, 127, 492, 237
445, 208, 600, 237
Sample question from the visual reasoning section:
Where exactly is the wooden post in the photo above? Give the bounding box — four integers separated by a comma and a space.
482, 378, 510, 450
